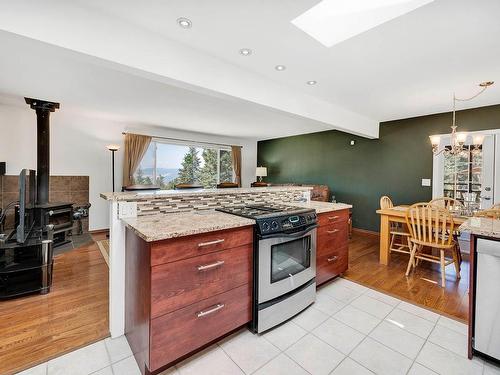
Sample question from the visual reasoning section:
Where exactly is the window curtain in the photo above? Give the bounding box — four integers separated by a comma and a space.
122, 133, 152, 188
231, 145, 242, 187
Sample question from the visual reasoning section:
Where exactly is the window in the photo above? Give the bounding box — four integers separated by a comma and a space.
443, 145, 482, 204
133, 140, 234, 189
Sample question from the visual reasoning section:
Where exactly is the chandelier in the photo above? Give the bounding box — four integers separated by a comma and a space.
430, 81, 494, 155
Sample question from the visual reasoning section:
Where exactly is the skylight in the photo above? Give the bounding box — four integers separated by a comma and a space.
291, 0, 434, 47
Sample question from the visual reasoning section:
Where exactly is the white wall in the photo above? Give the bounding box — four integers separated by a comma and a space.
0, 102, 258, 230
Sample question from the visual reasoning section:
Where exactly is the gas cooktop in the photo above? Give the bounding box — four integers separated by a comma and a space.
216, 204, 317, 235
216, 204, 310, 219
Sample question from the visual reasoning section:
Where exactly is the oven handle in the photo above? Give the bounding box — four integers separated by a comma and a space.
259, 224, 318, 239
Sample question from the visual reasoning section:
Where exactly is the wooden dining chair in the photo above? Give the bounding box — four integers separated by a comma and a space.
405, 203, 461, 287
429, 197, 464, 211
430, 197, 464, 269
379, 196, 411, 256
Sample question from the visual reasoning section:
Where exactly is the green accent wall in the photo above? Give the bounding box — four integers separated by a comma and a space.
257, 104, 500, 232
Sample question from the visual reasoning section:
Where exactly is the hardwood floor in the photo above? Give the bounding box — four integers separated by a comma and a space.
344, 231, 469, 322
0, 234, 109, 375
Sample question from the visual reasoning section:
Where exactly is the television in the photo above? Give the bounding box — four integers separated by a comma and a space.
16, 169, 36, 243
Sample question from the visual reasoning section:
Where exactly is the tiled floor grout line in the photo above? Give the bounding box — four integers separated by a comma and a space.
281, 351, 314, 375
101, 340, 114, 375
248, 347, 281, 375
341, 356, 377, 375
216, 337, 282, 375
406, 317, 440, 375
215, 342, 247, 374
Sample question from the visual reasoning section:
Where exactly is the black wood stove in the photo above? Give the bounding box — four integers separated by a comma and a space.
0, 98, 75, 299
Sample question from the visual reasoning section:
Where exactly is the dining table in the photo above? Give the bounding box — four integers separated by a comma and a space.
376, 205, 468, 265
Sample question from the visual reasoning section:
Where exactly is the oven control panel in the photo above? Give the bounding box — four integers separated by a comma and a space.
257, 212, 317, 235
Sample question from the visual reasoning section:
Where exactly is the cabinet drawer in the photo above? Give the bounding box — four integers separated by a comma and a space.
151, 244, 253, 318
318, 210, 349, 227
150, 284, 252, 371
317, 221, 348, 254
316, 245, 348, 285
151, 226, 253, 265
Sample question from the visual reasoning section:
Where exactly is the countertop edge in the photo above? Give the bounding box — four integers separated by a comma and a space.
101, 186, 313, 201
459, 217, 500, 239
124, 219, 256, 242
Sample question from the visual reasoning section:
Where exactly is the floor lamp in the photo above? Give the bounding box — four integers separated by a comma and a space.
106, 144, 120, 192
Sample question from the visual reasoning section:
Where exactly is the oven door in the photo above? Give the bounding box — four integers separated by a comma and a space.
258, 227, 317, 303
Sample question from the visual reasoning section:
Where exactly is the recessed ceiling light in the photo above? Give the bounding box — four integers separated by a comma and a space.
275, 65, 286, 71
306, 80, 317, 85
177, 17, 192, 29
292, 0, 435, 47
239, 48, 252, 56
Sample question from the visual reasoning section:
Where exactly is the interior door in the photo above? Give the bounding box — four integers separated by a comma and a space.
432, 133, 495, 208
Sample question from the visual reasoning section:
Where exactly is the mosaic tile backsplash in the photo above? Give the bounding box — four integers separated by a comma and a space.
127, 189, 310, 217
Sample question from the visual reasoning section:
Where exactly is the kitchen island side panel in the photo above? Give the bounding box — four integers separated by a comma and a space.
125, 228, 151, 375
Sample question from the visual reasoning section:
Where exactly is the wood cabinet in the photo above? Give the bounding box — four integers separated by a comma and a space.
316, 209, 349, 285
125, 226, 253, 374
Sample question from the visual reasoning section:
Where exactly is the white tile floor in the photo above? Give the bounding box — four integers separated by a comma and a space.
16, 278, 500, 375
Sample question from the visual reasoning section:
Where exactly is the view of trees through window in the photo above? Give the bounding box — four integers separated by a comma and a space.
133, 142, 234, 189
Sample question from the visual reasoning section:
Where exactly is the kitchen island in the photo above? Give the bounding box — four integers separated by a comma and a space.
121, 197, 351, 374
101, 186, 351, 344
102, 186, 313, 338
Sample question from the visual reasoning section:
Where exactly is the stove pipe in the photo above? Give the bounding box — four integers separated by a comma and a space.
25, 98, 60, 205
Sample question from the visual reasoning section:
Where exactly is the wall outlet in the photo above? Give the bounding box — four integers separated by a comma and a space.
421, 178, 431, 187
118, 202, 137, 219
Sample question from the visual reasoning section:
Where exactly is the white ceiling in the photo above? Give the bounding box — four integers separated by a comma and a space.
0, 31, 333, 139
0, 0, 499, 139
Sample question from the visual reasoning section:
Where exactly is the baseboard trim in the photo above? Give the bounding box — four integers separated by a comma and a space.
352, 227, 380, 237
89, 228, 109, 235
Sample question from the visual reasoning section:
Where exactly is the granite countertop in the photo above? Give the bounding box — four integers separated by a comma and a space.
101, 186, 312, 201
459, 217, 500, 239
123, 201, 352, 242
289, 201, 352, 213
122, 211, 256, 242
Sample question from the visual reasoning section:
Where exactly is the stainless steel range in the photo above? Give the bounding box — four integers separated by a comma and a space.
216, 204, 317, 333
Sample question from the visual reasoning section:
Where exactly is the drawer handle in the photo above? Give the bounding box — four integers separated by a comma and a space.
196, 303, 225, 318
328, 216, 340, 221
197, 260, 225, 271
327, 256, 338, 263
198, 239, 225, 248
327, 229, 340, 234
